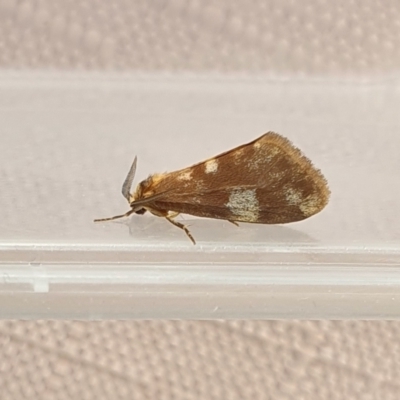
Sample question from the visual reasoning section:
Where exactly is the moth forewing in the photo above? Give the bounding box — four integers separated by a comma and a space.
95, 132, 330, 244
135, 132, 330, 224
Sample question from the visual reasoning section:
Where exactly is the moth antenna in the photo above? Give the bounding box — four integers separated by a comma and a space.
122, 156, 137, 201
94, 208, 136, 223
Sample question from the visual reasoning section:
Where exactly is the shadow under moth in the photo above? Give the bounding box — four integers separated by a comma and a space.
95, 132, 330, 244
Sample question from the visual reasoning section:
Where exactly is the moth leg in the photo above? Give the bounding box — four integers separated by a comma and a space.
167, 211, 180, 219
228, 220, 239, 227
166, 217, 196, 245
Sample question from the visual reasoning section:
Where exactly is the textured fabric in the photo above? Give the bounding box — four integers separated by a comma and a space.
1, 321, 400, 400
0, 0, 399, 75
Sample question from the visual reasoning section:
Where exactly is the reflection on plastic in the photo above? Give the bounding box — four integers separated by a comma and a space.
119, 215, 316, 245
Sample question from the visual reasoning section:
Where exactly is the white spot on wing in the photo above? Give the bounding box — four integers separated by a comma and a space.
300, 194, 321, 216
264, 146, 279, 162
285, 188, 302, 205
177, 170, 192, 181
205, 159, 218, 173
247, 146, 280, 171
226, 189, 259, 222
234, 149, 244, 164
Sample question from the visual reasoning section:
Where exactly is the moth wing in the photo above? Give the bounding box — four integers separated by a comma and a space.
139, 132, 330, 223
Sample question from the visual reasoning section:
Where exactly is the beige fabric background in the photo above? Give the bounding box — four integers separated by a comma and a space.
1, 321, 400, 399
1, 1, 400, 399
1, 0, 399, 74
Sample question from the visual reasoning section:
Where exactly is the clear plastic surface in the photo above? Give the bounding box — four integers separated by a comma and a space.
1, 71, 399, 319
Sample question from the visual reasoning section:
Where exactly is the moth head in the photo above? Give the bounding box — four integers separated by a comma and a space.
93, 157, 153, 223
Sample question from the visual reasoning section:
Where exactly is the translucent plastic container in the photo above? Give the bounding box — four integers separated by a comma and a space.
1, 71, 399, 318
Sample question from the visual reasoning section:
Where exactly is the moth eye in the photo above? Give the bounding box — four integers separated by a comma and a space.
135, 208, 146, 215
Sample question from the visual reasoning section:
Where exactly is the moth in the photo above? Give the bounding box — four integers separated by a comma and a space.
95, 132, 330, 244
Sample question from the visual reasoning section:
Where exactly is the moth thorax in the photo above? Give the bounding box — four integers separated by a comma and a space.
127, 189, 136, 205
130, 182, 144, 204
135, 176, 157, 199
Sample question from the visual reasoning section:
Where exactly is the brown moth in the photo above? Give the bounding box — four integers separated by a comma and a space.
94, 132, 330, 244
